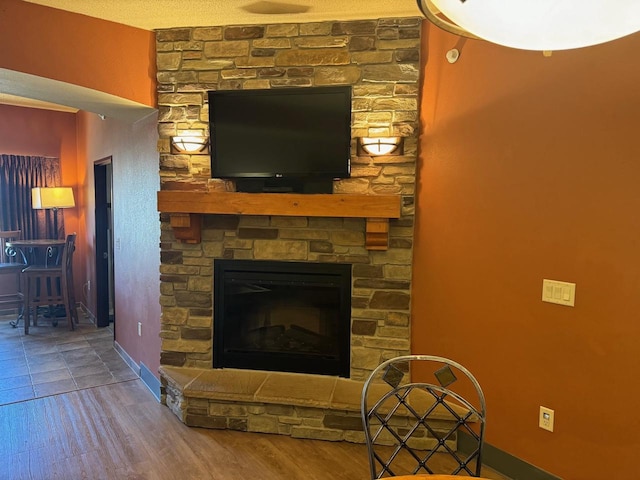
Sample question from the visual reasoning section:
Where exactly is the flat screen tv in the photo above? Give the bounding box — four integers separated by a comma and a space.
209, 86, 352, 193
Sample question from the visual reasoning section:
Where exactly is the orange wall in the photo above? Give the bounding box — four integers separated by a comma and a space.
0, 104, 85, 297
413, 24, 640, 478
0, 104, 76, 161
0, 0, 156, 107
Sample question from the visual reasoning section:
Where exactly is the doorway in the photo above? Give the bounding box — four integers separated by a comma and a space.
94, 157, 114, 329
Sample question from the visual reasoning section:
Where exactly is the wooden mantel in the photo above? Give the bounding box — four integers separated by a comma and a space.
157, 190, 401, 250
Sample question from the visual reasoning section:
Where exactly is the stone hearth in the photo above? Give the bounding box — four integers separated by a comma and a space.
160, 366, 461, 448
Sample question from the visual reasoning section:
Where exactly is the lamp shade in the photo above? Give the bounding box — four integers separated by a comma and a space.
171, 136, 209, 154
424, 0, 640, 51
32, 187, 75, 209
359, 137, 403, 156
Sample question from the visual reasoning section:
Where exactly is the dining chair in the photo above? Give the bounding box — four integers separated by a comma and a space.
21, 233, 78, 334
361, 355, 487, 478
0, 230, 26, 320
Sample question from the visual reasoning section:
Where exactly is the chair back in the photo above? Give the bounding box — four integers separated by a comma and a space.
0, 230, 21, 264
20, 233, 78, 334
61, 233, 77, 284
361, 355, 487, 478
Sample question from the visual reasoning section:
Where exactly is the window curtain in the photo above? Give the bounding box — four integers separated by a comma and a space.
0, 154, 63, 239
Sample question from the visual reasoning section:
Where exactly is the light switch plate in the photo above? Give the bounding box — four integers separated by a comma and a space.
542, 279, 576, 307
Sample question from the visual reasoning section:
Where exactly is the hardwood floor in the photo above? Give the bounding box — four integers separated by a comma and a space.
0, 379, 510, 480
0, 315, 510, 479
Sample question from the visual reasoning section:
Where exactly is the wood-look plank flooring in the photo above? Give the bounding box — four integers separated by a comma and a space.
0, 379, 510, 480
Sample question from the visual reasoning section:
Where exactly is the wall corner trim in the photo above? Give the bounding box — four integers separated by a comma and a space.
113, 342, 161, 402
140, 362, 161, 402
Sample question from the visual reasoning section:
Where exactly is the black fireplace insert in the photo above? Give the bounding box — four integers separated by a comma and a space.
213, 259, 351, 377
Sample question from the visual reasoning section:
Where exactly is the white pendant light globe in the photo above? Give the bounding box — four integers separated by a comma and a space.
427, 0, 640, 51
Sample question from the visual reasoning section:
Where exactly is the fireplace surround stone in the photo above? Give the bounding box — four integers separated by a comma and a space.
159, 214, 413, 379
157, 16, 421, 435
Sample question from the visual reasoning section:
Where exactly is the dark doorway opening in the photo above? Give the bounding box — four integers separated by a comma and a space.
94, 158, 115, 329
213, 260, 352, 377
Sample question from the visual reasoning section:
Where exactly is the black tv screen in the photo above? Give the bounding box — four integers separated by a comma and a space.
209, 86, 352, 193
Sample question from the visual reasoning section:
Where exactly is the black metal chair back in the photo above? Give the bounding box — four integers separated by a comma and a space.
0, 230, 22, 265
0, 230, 25, 317
361, 355, 486, 478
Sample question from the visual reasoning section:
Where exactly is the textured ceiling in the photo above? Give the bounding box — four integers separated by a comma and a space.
7, 0, 422, 120
22, 0, 420, 30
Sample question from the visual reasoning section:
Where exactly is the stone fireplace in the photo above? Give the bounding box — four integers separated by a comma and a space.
156, 16, 421, 440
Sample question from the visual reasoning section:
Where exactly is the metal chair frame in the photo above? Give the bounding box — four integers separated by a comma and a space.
361, 355, 487, 478
0, 230, 25, 319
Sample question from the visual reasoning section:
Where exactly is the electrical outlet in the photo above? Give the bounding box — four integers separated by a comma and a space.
87, 280, 91, 291
137, 322, 142, 337
539, 406, 554, 432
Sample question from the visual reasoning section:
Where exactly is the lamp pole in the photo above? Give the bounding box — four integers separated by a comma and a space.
52, 207, 60, 239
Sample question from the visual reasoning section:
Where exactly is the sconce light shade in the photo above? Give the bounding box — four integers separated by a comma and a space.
359, 137, 404, 156
32, 187, 75, 210
171, 136, 210, 154
418, 0, 640, 51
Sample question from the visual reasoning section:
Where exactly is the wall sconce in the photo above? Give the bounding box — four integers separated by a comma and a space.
358, 137, 404, 156
32, 187, 76, 239
171, 136, 210, 154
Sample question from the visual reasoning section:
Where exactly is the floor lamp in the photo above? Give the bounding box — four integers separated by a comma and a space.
32, 187, 75, 239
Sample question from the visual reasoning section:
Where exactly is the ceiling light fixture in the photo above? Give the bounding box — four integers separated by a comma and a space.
416, 0, 640, 51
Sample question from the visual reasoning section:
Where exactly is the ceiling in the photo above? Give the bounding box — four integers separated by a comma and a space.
3, 0, 421, 120
23, 0, 420, 31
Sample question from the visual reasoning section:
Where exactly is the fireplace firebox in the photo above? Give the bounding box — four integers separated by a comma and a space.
213, 260, 351, 377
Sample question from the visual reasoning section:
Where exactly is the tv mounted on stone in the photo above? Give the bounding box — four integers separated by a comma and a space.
209, 86, 352, 194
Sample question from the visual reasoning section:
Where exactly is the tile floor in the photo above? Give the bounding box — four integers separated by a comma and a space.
0, 310, 138, 406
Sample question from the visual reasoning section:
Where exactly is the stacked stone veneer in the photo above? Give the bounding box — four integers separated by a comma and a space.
157, 17, 421, 439
160, 366, 458, 448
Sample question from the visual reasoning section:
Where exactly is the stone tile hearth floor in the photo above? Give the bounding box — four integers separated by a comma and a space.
0, 311, 138, 407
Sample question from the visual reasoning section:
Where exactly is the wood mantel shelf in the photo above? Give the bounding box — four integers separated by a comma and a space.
157, 190, 401, 250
